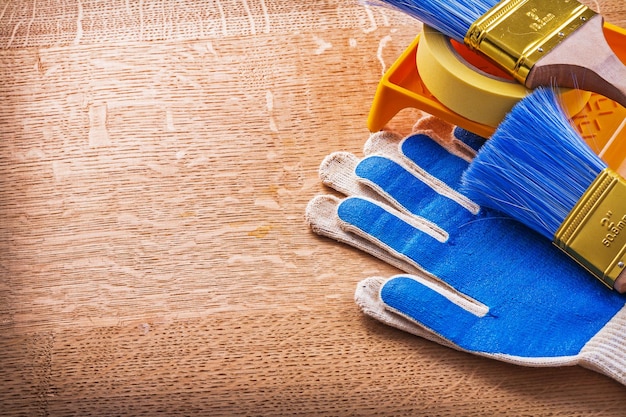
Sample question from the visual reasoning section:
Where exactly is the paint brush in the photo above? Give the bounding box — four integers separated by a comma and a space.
373, 0, 626, 108
461, 87, 626, 292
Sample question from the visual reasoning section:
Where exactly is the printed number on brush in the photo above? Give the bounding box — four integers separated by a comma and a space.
601, 211, 626, 247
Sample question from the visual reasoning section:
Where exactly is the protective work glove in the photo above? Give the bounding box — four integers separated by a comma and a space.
305, 124, 626, 385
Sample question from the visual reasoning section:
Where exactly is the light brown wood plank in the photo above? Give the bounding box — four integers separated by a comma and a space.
1, 0, 625, 415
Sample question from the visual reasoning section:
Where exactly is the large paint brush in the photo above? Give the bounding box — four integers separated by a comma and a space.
461, 87, 626, 292
374, 0, 626, 107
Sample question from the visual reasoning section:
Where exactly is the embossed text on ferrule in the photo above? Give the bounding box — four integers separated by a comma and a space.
601, 211, 626, 248
526, 8, 556, 31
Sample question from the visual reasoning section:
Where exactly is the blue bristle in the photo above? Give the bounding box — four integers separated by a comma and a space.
368, 0, 498, 41
461, 88, 606, 239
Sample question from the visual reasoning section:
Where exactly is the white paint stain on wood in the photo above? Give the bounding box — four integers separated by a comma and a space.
73, 0, 84, 45
377, 35, 392, 75
266, 91, 274, 112
266, 90, 278, 132
166, 108, 175, 132
241, 0, 256, 35
88, 103, 111, 148
259, 0, 271, 34
362, 5, 378, 34
313, 36, 332, 55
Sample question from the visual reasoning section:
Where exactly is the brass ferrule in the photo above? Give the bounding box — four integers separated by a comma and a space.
554, 168, 626, 289
464, 0, 597, 83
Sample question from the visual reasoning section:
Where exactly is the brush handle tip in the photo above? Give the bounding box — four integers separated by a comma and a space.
526, 15, 626, 108
613, 270, 626, 294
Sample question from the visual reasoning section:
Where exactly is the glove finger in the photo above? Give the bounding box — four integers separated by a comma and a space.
380, 275, 489, 350
355, 155, 479, 227
319, 131, 479, 218
363, 133, 478, 213
355, 276, 460, 349
337, 196, 457, 274
368, 275, 623, 370
365, 132, 463, 190
318, 150, 465, 227
398, 134, 470, 190
364, 127, 487, 190
305, 195, 426, 274
379, 275, 621, 366
318, 151, 387, 204
336, 196, 531, 295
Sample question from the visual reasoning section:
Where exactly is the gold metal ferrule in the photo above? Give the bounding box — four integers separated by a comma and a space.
465, 0, 597, 83
554, 168, 626, 289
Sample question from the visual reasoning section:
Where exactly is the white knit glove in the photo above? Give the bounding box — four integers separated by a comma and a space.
306, 126, 626, 385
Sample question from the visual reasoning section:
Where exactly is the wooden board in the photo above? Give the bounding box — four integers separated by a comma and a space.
1, 1, 625, 415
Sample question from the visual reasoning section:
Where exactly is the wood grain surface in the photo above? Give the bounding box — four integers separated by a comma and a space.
1, 1, 625, 415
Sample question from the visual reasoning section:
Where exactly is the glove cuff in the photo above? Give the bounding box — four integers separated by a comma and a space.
580, 306, 626, 385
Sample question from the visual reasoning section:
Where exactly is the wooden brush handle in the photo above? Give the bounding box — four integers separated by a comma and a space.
614, 269, 626, 293
526, 15, 626, 108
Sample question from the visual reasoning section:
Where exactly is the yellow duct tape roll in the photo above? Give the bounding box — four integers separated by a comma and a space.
417, 25, 591, 127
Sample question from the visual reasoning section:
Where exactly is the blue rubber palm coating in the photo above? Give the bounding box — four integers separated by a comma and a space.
453, 127, 486, 152
338, 134, 625, 358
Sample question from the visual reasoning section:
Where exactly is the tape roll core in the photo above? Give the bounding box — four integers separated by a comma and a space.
417, 26, 590, 127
